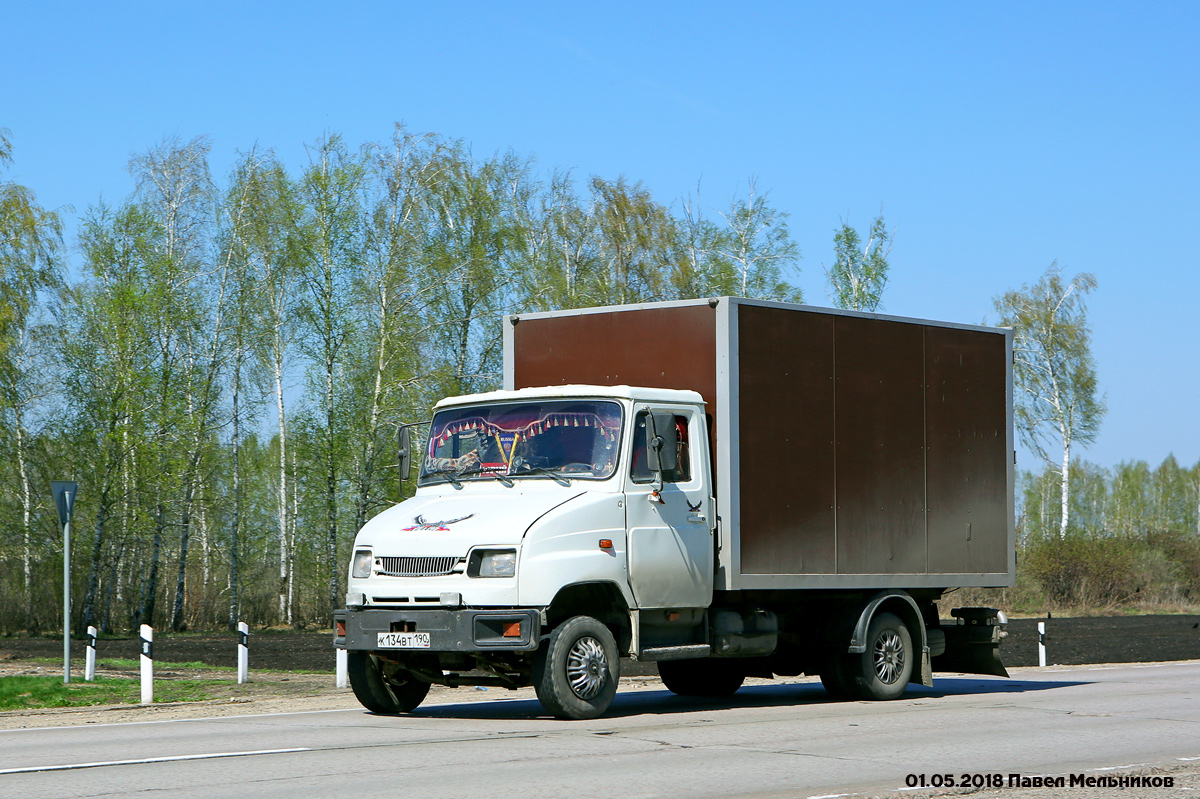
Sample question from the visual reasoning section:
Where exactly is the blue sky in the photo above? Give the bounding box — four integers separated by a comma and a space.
3, 2, 1197, 470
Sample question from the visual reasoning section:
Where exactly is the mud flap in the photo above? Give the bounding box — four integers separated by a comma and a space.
931, 607, 1009, 678
919, 648, 933, 687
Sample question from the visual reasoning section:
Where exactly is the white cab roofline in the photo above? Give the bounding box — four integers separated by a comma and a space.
433, 384, 705, 409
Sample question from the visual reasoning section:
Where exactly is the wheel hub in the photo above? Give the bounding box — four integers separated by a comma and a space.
874, 630, 905, 684
566, 636, 607, 699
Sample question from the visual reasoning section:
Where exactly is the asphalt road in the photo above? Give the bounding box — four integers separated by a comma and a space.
3, 661, 1198, 799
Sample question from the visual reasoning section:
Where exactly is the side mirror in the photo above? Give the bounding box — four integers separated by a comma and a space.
645, 411, 678, 473
398, 426, 413, 483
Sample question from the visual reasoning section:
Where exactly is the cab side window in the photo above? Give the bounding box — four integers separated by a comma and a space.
630, 411, 692, 484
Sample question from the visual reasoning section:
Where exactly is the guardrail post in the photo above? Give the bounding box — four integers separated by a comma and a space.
336, 649, 348, 688
140, 624, 154, 703
237, 622, 249, 684
1038, 620, 1047, 667
85, 626, 97, 681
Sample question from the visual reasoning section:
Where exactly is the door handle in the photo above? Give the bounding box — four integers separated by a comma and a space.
687, 513, 707, 524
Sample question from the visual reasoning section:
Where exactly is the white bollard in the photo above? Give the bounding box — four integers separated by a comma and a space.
1038, 621, 1047, 668
140, 624, 154, 704
237, 622, 249, 684
336, 649, 348, 688
85, 626, 97, 681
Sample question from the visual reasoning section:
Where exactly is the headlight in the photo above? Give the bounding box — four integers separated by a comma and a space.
351, 549, 373, 578
469, 549, 517, 578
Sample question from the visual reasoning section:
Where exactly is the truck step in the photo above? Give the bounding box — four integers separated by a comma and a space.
637, 644, 712, 661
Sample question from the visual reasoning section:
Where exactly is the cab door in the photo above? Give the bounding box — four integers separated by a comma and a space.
624, 405, 714, 608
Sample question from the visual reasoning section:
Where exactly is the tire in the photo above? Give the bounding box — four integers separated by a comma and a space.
347, 650, 431, 714
659, 658, 746, 697
848, 612, 913, 701
818, 655, 855, 700
533, 616, 619, 720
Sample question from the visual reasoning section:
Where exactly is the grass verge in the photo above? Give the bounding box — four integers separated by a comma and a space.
0, 675, 220, 711
30, 657, 233, 671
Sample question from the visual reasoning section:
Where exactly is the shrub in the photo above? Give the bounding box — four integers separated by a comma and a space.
1022, 532, 1142, 609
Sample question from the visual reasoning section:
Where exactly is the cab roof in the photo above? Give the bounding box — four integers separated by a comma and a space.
433, 384, 705, 410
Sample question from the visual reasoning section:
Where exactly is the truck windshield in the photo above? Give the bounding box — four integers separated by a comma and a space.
419, 399, 623, 486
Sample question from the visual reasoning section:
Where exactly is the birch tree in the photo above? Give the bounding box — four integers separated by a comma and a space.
346, 127, 442, 530
231, 152, 301, 624
825, 214, 892, 311
296, 134, 366, 616
717, 180, 801, 302
996, 263, 1105, 537
69, 203, 161, 632
425, 147, 527, 395
0, 129, 63, 628
130, 136, 221, 632
517, 171, 599, 311
671, 188, 730, 301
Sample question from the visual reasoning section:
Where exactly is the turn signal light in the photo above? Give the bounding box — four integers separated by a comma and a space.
502, 621, 522, 638
336, 620, 346, 636
599, 539, 613, 549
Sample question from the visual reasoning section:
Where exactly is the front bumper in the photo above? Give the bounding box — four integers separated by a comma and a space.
335, 607, 542, 653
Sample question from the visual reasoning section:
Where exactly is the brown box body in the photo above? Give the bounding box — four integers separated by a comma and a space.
504, 298, 1015, 591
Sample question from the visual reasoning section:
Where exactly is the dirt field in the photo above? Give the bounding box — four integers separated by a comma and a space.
4, 614, 1198, 673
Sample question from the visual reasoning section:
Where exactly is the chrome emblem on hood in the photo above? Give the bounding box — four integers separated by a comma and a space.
402, 514, 474, 532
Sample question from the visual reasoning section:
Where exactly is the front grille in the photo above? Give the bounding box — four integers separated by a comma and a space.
377, 556, 459, 577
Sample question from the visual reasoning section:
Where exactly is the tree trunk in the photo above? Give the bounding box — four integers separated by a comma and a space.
229, 364, 241, 631
327, 362, 340, 618
275, 353, 289, 624
172, 486, 193, 631
101, 541, 122, 634
16, 423, 35, 630
81, 497, 110, 632
138, 504, 165, 631
1059, 435, 1071, 538
199, 491, 210, 591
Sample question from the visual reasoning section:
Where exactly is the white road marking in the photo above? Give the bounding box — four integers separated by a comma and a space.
0, 707, 361, 734
0, 747, 311, 775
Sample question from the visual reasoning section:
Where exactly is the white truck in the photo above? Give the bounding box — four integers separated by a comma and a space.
335, 298, 1014, 719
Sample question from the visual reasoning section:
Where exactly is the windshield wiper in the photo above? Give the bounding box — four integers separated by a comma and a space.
458, 466, 513, 487
512, 466, 571, 486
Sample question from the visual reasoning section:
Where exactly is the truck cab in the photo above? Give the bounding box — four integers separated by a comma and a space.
337, 385, 714, 719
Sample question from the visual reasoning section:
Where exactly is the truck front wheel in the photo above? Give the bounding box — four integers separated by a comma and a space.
347, 651, 431, 714
850, 612, 913, 700
533, 615, 619, 720
659, 658, 745, 697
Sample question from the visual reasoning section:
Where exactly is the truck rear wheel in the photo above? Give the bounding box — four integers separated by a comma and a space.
818, 656, 855, 700
347, 651, 431, 714
533, 615, 619, 720
849, 612, 912, 700
659, 658, 745, 697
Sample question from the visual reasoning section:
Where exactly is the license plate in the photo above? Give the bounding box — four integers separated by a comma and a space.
376, 631, 431, 649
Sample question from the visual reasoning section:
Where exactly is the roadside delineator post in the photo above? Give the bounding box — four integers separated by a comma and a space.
85, 626, 97, 681
1038, 621, 1047, 667
237, 622, 249, 684
336, 649, 348, 688
140, 624, 154, 704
